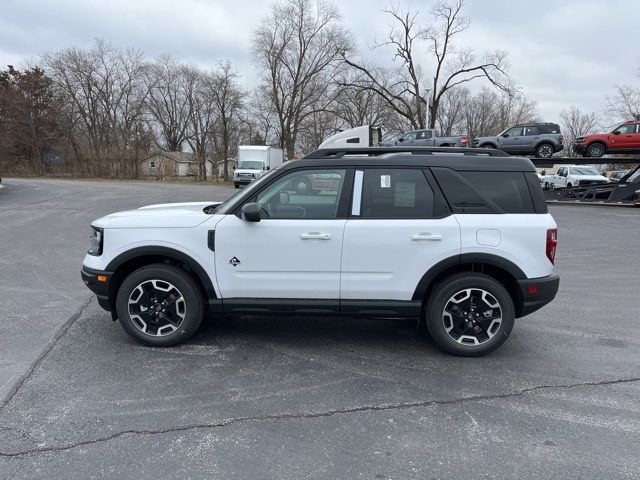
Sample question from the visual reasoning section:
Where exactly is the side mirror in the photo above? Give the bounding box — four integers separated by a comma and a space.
397, 137, 405, 142
613, 131, 621, 135
241, 203, 261, 222
502, 133, 509, 138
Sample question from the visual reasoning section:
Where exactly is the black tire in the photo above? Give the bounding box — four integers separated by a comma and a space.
535, 143, 554, 159
586, 142, 605, 158
292, 177, 311, 194
481, 144, 496, 149
115, 264, 204, 347
425, 273, 515, 357
234, 183, 240, 189
567, 183, 573, 188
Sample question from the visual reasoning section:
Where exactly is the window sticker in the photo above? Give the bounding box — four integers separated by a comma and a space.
395, 182, 416, 207
380, 174, 391, 188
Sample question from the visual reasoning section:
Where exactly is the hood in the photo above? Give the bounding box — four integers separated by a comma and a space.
574, 175, 609, 182
93, 201, 222, 229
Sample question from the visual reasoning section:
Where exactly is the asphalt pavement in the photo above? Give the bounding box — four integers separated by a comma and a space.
0, 178, 638, 479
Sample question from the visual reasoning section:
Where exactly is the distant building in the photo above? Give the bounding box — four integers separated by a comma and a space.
140, 151, 213, 178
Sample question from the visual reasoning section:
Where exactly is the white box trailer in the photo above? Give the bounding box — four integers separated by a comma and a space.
233, 146, 284, 188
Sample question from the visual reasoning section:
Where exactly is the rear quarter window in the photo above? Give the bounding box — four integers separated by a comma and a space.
431, 168, 537, 214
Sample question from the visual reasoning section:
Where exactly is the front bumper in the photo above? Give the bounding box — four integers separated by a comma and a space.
234, 177, 254, 185
516, 274, 559, 317
81, 266, 113, 311
573, 143, 587, 154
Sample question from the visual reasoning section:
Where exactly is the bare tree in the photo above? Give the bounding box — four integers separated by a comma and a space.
342, 1, 511, 132
426, 0, 511, 128
42, 40, 149, 177
145, 55, 191, 152
605, 85, 640, 121
559, 106, 599, 156
252, 0, 351, 158
184, 67, 218, 180
341, 7, 428, 129
209, 60, 243, 181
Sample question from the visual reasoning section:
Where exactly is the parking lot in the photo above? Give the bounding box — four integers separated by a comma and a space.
1, 178, 639, 479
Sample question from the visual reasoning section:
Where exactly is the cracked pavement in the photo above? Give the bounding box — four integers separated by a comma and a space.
1, 179, 639, 479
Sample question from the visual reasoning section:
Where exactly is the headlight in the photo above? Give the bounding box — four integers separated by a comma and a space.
88, 226, 103, 256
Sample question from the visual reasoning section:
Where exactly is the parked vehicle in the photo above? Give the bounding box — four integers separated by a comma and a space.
81, 141, 559, 357
233, 146, 284, 188
552, 165, 609, 188
472, 123, 564, 158
607, 170, 630, 182
573, 121, 640, 157
382, 129, 469, 147
537, 171, 554, 190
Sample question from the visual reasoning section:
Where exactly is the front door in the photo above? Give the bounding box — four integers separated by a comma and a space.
499, 126, 524, 153
341, 168, 460, 302
214, 168, 351, 300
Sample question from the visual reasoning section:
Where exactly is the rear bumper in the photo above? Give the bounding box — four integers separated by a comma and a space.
81, 266, 113, 311
516, 274, 559, 317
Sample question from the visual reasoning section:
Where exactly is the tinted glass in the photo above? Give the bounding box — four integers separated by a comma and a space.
359, 169, 434, 218
524, 126, 540, 136
504, 127, 523, 136
256, 169, 346, 219
431, 168, 535, 214
539, 124, 561, 134
459, 171, 534, 214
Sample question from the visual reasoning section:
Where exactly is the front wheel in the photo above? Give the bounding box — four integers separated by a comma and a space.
586, 143, 605, 158
425, 273, 515, 356
115, 264, 204, 347
234, 183, 240, 189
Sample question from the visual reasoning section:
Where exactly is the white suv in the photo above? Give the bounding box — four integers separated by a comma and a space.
81, 147, 559, 356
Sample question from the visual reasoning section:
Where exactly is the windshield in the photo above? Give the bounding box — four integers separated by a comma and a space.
238, 160, 264, 170
215, 169, 279, 214
569, 167, 600, 176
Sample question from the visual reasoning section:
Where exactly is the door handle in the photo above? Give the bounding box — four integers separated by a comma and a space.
411, 233, 443, 241
300, 232, 331, 240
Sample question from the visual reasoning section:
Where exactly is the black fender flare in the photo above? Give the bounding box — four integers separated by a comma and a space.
412, 253, 526, 301
106, 246, 217, 299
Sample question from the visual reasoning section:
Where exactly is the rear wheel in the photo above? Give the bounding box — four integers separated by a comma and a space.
535, 143, 554, 158
425, 273, 515, 356
115, 264, 204, 347
587, 142, 605, 158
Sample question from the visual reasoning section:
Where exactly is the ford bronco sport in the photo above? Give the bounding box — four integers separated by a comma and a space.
81, 146, 559, 356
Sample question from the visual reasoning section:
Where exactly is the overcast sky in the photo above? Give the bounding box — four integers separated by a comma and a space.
1, 0, 638, 125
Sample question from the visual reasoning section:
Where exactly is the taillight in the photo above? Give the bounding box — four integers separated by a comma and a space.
546, 229, 558, 264
461, 136, 468, 145
559, 135, 564, 144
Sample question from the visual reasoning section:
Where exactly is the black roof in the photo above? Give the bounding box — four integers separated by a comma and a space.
292, 147, 536, 172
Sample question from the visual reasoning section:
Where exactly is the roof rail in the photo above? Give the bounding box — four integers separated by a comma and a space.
303, 146, 511, 159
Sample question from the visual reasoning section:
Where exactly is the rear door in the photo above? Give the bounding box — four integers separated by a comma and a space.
340, 168, 460, 302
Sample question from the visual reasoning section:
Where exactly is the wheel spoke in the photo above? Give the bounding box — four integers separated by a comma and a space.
128, 279, 186, 337
442, 287, 502, 346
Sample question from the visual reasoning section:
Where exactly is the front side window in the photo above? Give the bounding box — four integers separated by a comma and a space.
357, 169, 435, 219
612, 123, 637, 134
504, 127, 523, 137
255, 169, 347, 219
402, 132, 417, 141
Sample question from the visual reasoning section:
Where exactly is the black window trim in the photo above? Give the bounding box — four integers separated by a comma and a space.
230, 166, 354, 220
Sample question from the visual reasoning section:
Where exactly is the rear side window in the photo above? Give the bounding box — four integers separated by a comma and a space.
431, 168, 535, 214
359, 169, 435, 218
540, 124, 561, 134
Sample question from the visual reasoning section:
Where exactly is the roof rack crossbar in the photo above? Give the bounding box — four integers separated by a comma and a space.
303, 147, 511, 159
